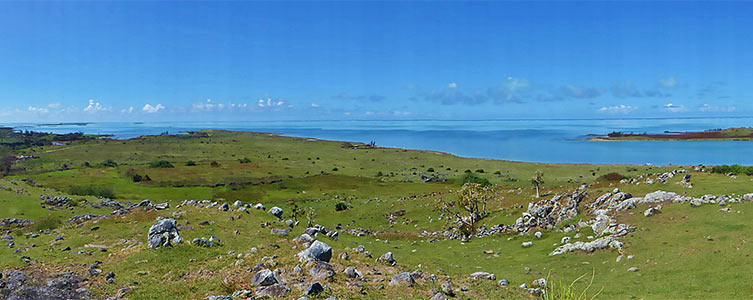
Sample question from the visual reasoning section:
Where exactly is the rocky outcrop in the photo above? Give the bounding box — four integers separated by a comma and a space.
0, 270, 92, 300
147, 219, 183, 248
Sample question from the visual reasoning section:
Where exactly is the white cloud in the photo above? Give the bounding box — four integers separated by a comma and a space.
344, 112, 351, 116
699, 103, 736, 112
142, 103, 165, 113
659, 77, 678, 88
47, 102, 61, 108
393, 110, 411, 116
505, 76, 530, 91
83, 99, 109, 113
27, 106, 49, 113
663, 103, 686, 112
448, 82, 457, 88
121, 106, 134, 113
598, 104, 637, 114
311, 103, 320, 108
257, 98, 285, 108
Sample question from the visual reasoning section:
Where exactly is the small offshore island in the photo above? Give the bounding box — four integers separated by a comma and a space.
591, 127, 753, 141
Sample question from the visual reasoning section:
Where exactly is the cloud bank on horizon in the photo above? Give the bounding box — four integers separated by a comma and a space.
0, 2, 750, 122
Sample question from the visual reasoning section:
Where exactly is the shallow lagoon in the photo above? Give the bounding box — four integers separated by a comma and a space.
8, 117, 753, 165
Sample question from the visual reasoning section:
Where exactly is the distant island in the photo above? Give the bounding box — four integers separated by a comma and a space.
591, 127, 753, 141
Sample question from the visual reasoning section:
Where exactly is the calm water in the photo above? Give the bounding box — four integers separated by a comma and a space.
7, 118, 753, 165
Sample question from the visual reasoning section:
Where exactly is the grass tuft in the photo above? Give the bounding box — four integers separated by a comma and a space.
542, 270, 602, 300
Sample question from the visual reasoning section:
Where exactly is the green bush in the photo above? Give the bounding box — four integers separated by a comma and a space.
607, 131, 625, 137
427, 167, 435, 172
210, 161, 220, 167
238, 157, 252, 163
132, 174, 143, 182
475, 169, 485, 173
149, 160, 174, 168
186, 160, 197, 166
461, 173, 491, 186
711, 164, 753, 175
101, 159, 118, 167
34, 216, 61, 231
335, 201, 350, 211
69, 185, 116, 199
376, 171, 383, 177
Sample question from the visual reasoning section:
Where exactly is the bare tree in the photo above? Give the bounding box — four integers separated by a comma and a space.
436, 183, 493, 241
531, 169, 544, 198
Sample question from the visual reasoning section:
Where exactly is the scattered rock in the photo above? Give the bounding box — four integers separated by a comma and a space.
469, 272, 496, 280
644, 206, 661, 217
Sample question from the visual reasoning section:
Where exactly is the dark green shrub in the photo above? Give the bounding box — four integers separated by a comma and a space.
34, 216, 60, 231
711, 164, 753, 175
332, 167, 339, 171
186, 160, 197, 166
210, 161, 220, 167
149, 160, 174, 168
335, 201, 350, 211
101, 160, 118, 167
69, 185, 116, 199
376, 171, 383, 177
608, 131, 625, 137
475, 169, 485, 173
427, 168, 435, 172
238, 157, 252, 163
461, 173, 491, 186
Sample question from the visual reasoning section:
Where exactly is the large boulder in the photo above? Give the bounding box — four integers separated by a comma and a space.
305, 282, 324, 295
269, 207, 284, 219
252, 269, 279, 286
378, 252, 396, 265
148, 219, 182, 248
296, 241, 332, 263
344, 267, 363, 279
389, 272, 415, 286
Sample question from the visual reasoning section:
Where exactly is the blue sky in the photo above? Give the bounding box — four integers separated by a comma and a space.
0, 1, 751, 122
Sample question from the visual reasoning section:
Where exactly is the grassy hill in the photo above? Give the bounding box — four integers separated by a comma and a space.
2, 130, 753, 299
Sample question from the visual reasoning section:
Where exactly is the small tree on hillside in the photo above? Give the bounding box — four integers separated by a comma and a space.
0, 156, 12, 177
532, 169, 544, 198
435, 183, 493, 241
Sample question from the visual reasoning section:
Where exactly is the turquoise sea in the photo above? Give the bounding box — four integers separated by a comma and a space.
7, 118, 753, 165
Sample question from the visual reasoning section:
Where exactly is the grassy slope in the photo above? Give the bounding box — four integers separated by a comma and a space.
2, 130, 753, 299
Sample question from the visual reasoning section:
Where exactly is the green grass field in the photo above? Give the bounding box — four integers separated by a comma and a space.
2, 130, 753, 299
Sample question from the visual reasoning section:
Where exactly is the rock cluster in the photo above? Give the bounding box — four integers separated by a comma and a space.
0, 270, 92, 300
511, 188, 587, 233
